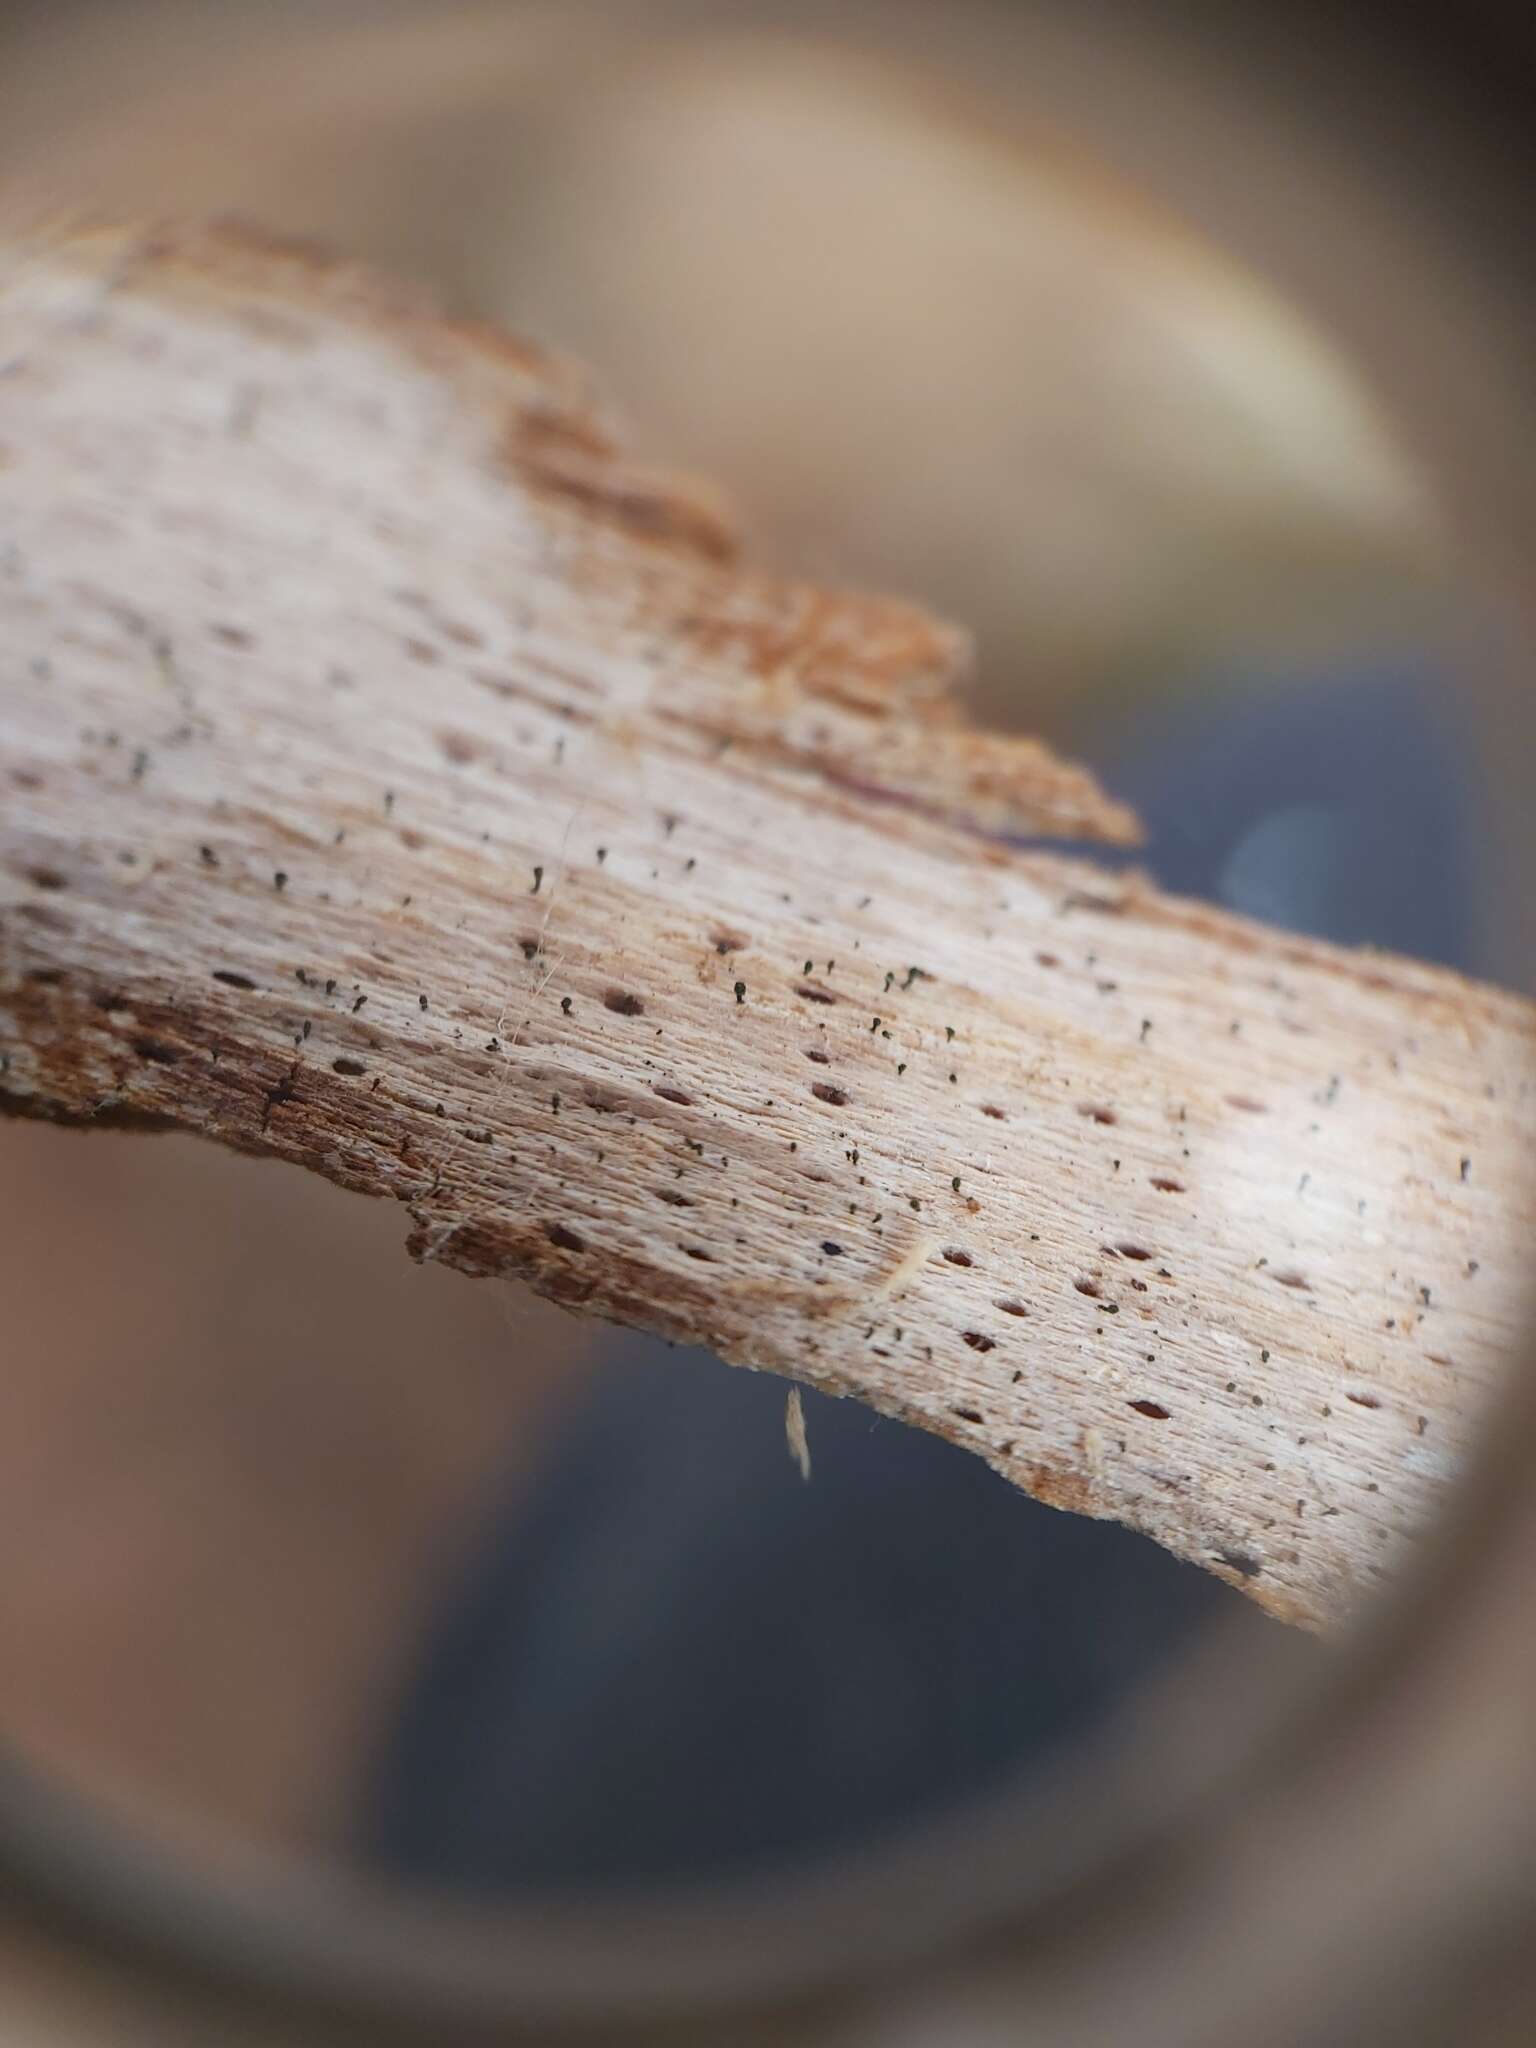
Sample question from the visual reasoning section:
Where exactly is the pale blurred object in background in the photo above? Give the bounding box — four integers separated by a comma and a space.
4, 0, 1448, 731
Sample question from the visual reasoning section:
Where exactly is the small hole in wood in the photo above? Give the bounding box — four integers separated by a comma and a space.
603, 989, 645, 1017
1128, 1398, 1170, 1420
942, 1247, 973, 1268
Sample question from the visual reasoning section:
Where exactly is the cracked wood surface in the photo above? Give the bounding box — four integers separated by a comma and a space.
2, 216, 1532, 1630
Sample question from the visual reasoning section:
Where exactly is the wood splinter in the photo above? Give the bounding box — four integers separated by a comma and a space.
2, 213, 1533, 1630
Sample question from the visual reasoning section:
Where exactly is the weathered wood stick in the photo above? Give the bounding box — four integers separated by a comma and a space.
3, 216, 1531, 1628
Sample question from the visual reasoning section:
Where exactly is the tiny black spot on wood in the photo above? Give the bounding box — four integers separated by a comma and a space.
419, 993, 429, 1011
263, 1071, 298, 1119
352, 994, 367, 1013
531, 864, 544, 894
950, 1406, 985, 1425
212, 970, 256, 990
27, 866, 67, 891
821, 1241, 845, 1257
561, 996, 573, 1015
1128, 1398, 1170, 1420
133, 1039, 179, 1065
734, 981, 747, 1004
273, 871, 288, 891
604, 989, 645, 1017
1217, 1548, 1261, 1578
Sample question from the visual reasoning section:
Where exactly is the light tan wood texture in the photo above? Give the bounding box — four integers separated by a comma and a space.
2, 216, 1530, 1630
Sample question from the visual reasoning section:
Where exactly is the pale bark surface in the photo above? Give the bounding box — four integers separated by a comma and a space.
2, 216, 1531, 1628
